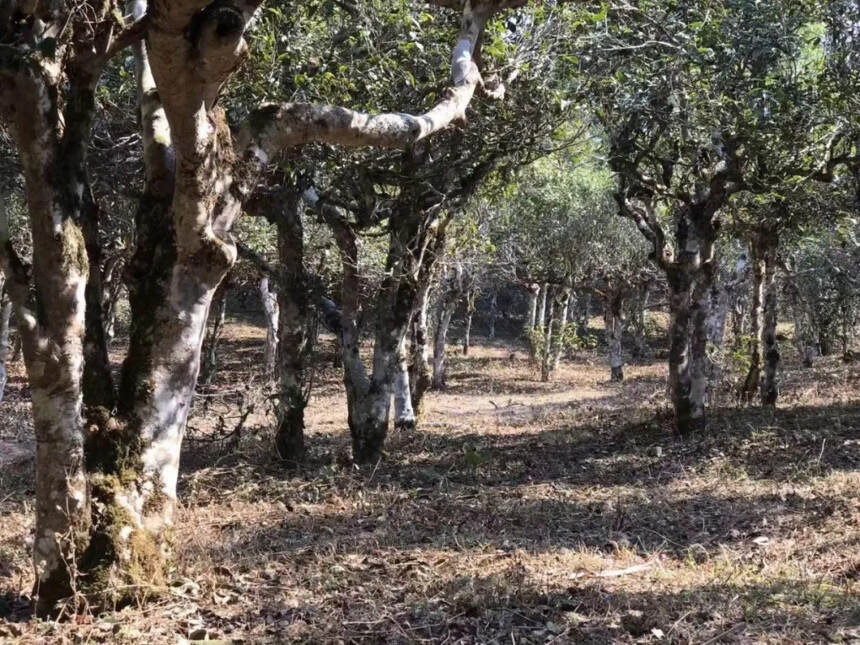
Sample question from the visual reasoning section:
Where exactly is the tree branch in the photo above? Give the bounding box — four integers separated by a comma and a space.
238, 0, 502, 161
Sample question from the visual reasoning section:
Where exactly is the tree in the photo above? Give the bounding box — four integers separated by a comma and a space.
577, 0, 841, 432
0, 0, 533, 613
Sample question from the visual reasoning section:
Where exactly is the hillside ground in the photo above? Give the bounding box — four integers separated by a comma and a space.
1, 318, 859, 644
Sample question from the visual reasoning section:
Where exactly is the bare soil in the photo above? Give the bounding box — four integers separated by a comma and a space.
1, 321, 859, 644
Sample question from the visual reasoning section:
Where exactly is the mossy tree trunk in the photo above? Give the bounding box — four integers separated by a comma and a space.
0, 42, 98, 615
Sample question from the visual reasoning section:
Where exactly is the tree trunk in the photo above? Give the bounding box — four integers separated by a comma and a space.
272, 193, 309, 463
551, 287, 571, 372
81, 182, 116, 411
575, 291, 590, 338
630, 281, 650, 360
759, 233, 780, 407
433, 294, 456, 389
526, 282, 540, 330
410, 280, 433, 416
739, 237, 765, 403
199, 281, 228, 387
604, 292, 625, 382
0, 65, 95, 615
393, 336, 416, 430
668, 279, 701, 435
665, 215, 717, 436
433, 265, 463, 389
261, 275, 279, 379
537, 282, 548, 330
540, 286, 556, 382
463, 287, 476, 355
488, 290, 498, 340
0, 290, 12, 403
788, 286, 816, 367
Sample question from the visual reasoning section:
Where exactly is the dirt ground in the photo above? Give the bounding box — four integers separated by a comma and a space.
1, 320, 859, 644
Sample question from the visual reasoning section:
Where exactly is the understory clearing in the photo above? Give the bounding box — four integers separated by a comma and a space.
1, 320, 859, 644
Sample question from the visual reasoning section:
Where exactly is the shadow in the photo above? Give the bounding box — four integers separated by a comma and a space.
0, 590, 31, 623
186, 402, 858, 581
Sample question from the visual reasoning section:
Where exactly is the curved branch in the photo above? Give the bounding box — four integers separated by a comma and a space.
239, 0, 499, 161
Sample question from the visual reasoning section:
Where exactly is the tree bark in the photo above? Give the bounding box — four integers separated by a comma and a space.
410, 279, 434, 416
575, 290, 590, 338
740, 237, 766, 404
551, 286, 571, 372
199, 281, 228, 387
629, 280, 650, 360
604, 291, 625, 382
661, 209, 719, 436
463, 286, 477, 355
526, 282, 540, 330
0, 289, 11, 403
537, 282, 548, 330
759, 233, 780, 406
488, 290, 498, 340
272, 193, 309, 463
433, 265, 462, 389
0, 52, 97, 614
261, 275, 279, 379
81, 180, 116, 411
393, 336, 416, 430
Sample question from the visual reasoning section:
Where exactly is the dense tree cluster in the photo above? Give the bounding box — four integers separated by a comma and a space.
0, 0, 858, 617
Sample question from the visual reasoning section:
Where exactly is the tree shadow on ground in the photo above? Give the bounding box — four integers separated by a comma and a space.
259, 574, 857, 643
183, 402, 859, 581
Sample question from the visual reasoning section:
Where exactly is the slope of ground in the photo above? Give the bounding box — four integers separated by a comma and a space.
1, 322, 858, 644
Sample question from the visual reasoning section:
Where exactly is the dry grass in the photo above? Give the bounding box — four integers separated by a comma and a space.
1, 321, 859, 644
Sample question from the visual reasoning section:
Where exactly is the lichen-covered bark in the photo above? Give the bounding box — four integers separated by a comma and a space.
272, 192, 309, 462
0, 31, 101, 613
393, 336, 416, 430
664, 211, 717, 435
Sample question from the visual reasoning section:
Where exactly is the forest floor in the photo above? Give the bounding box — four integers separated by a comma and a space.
1, 319, 859, 644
